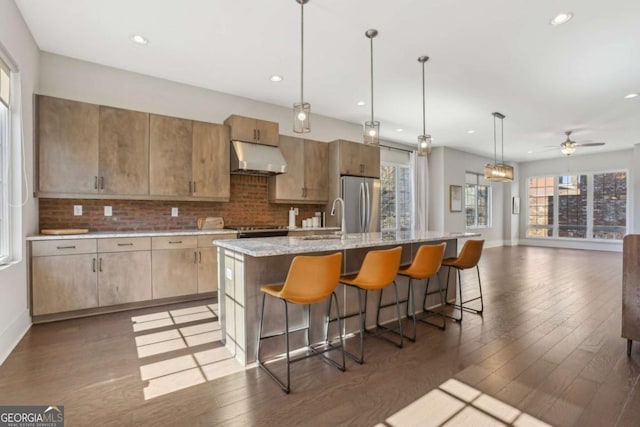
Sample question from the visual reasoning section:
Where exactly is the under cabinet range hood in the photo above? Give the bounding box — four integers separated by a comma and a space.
230, 140, 288, 175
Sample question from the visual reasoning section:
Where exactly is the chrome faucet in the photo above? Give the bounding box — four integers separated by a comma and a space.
331, 197, 347, 236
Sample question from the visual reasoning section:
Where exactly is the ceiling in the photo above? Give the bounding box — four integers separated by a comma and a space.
15, 0, 640, 162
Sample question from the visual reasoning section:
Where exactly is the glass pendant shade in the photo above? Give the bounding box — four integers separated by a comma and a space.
364, 120, 380, 145
293, 102, 310, 133
418, 134, 432, 156
485, 111, 513, 182
561, 144, 576, 156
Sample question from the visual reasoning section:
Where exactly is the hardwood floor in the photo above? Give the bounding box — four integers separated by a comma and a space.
1, 246, 638, 426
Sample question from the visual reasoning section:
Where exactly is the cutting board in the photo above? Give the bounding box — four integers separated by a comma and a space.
197, 217, 224, 230
41, 228, 89, 235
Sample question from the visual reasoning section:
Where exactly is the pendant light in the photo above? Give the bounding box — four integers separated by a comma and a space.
484, 112, 514, 182
417, 56, 431, 156
363, 29, 379, 145
293, 0, 310, 133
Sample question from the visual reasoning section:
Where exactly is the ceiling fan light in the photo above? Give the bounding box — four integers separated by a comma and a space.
561, 145, 576, 156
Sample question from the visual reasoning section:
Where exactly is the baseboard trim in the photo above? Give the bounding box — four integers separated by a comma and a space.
0, 309, 32, 365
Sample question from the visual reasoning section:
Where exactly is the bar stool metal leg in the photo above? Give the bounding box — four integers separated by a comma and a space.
374, 281, 404, 348
419, 275, 446, 330
256, 294, 292, 393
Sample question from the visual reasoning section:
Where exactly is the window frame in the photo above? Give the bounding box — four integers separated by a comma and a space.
465, 172, 492, 229
380, 161, 413, 232
526, 169, 629, 242
0, 58, 10, 265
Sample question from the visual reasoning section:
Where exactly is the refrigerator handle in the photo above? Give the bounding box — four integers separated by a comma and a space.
365, 182, 371, 231
359, 182, 365, 232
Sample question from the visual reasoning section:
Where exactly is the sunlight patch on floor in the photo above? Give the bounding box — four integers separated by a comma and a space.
131, 303, 246, 400
381, 378, 552, 427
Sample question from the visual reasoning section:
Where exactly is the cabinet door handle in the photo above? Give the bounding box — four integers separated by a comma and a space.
56, 245, 76, 249
253, 129, 256, 140
301, 187, 305, 197
169, 240, 183, 244
100, 176, 104, 190
198, 251, 202, 264
92, 258, 96, 272
117, 243, 134, 246
189, 181, 192, 193
193, 181, 197, 193
194, 251, 198, 264
94, 176, 98, 189
257, 129, 261, 140
99, 258, 103, 272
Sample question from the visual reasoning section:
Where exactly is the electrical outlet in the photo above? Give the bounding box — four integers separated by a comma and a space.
73, 205, 82, 216
104, 206, 112, 217
294, 208, 299, 215
171, 207, 179, 217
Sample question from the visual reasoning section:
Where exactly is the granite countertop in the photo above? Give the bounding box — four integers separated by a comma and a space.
27, 229, 238, 241
287, 227, 341, 232
213, 231, 480, 257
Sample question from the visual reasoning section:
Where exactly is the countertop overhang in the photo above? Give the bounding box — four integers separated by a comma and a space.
213, 231, 480, 257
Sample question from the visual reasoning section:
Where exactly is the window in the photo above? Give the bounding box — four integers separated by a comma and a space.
465, 172, 491, 228
380, 163, 412, 231
526, 171, 627, 240
527, 176, 554, 237
593, 172, 627, 240
0, 57, 10, 265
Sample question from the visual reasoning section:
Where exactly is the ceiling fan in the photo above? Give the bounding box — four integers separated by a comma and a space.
559, 130, 605, 156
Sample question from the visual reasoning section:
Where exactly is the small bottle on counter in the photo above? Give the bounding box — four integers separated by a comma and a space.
289, 207, 296, 228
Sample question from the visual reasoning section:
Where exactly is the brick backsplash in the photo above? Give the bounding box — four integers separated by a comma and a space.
39, 175, 324, 232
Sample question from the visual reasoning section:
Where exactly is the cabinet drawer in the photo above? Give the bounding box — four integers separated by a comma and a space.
197, 234, 236, 247
152, 235, 197, 250
32, 239, 97, 257
98, 237, 151, 253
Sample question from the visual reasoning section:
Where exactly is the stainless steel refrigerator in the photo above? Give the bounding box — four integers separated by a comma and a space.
341, 176, 380, 233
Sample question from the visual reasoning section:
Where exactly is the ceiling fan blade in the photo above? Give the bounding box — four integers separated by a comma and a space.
575, 142, 605, 147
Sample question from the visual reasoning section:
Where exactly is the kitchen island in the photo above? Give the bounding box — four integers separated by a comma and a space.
214, 230, 479, 365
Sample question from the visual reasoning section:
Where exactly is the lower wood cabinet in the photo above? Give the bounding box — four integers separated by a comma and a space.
98, 251, 152, 306
32, 253, 98, 316
31, 233, 236, 318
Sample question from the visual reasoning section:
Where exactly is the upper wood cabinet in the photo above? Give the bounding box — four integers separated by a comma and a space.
224, 114, 279, 146
149, 114, 193, 197
99, 106, 149, 195
330, 139, 380, 178
268, 135, 329, 203
38, 95, 100, 194
192, 121, 230, 200
37, 96, 230, 201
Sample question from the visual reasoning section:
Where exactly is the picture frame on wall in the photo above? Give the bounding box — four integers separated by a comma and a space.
450, 185, 462, 212
512, 196, 520, 214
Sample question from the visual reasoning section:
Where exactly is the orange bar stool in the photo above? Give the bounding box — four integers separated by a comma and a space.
397, 242, 447, 340
442, 239, 485, 322
256, 252, 345, 394
337, 246, 403, 364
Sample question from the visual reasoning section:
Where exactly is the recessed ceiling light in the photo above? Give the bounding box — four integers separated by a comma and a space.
129, 34, 148, 45
550, 12, 573, 26
467, 130, 475, 134
270, 75, 283, 82
527, 150, 534, 154
395, 128, 403, 132
624, 93, 638, 99
356, 101, 366, 106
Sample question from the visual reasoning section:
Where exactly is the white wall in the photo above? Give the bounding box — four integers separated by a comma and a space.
518, 149, 635, 251
0, 0, 39, 364
429, 147, 513, 248
39, 53, 363, 144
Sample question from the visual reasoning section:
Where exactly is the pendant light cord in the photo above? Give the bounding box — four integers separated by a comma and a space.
493, 114, 497, 164
500, 115, 504, 163
300, 1, 304, 104
370, 35, 374, 123
421, 60, 426, 135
